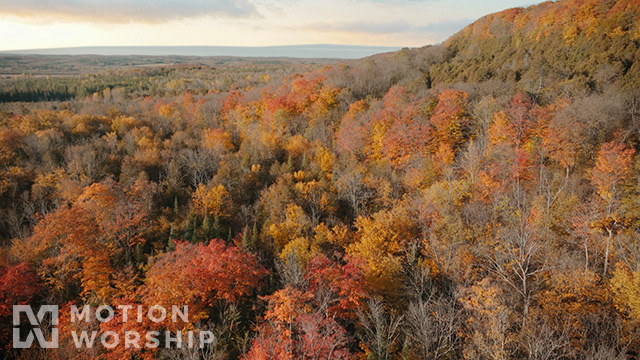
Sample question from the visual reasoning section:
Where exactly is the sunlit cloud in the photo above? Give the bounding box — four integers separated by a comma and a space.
0, 0, 545, 51
303, 18, 472, 36
0, 0, 259, 24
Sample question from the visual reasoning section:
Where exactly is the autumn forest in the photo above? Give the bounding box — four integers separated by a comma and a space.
2, 0, 640, 359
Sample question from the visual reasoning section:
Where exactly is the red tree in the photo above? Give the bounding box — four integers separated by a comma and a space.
0, 261, 41, 350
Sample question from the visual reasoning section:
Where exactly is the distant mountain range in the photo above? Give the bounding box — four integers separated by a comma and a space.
0, 45, 403, 59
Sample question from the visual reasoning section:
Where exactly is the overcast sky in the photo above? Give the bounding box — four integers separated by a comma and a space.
0, 0, 539, 51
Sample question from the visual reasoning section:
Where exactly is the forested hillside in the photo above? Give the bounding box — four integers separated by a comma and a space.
2, 0, 640, 359
431, 0, 640, 90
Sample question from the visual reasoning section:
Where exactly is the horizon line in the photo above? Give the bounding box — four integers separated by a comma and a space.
0, 44, 409, 60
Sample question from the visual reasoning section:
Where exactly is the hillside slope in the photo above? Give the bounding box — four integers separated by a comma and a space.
327, 0, 640, 100
431, 0, 640, 91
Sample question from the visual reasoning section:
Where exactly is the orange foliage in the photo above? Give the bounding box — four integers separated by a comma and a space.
589, 140, 635, 202
18, 179, 150, 302
143, 239, 268, 324
430, 89, 469, 150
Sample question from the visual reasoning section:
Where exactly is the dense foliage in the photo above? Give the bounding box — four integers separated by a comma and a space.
2, 0, 640, 359
431, 0, 640, 91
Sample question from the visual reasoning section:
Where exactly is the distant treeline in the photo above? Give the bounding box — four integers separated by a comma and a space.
0, 75, 151, 102
0, 63, 320, 102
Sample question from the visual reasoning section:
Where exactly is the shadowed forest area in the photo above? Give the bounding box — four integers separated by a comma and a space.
2, 0, 640, 359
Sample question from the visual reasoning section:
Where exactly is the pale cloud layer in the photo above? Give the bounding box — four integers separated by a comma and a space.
0, 0, 541, 51
303, 18, 472, 37
0, 0, 258, 23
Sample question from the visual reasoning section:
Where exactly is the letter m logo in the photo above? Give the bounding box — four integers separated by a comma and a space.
13, 305, 59, 348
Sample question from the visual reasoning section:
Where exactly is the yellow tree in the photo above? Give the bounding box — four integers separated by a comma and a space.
192, 183, 232, 219
267, 203, 312, 253
460, 278, 516, 360
610, 262, 640, 322
588, 140, 635, 276
347, 207, 417, 297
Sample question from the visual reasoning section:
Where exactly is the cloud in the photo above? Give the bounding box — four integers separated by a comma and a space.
305, 18, 471, 36
0, 0, 259, 24
355, 0, 441, 2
